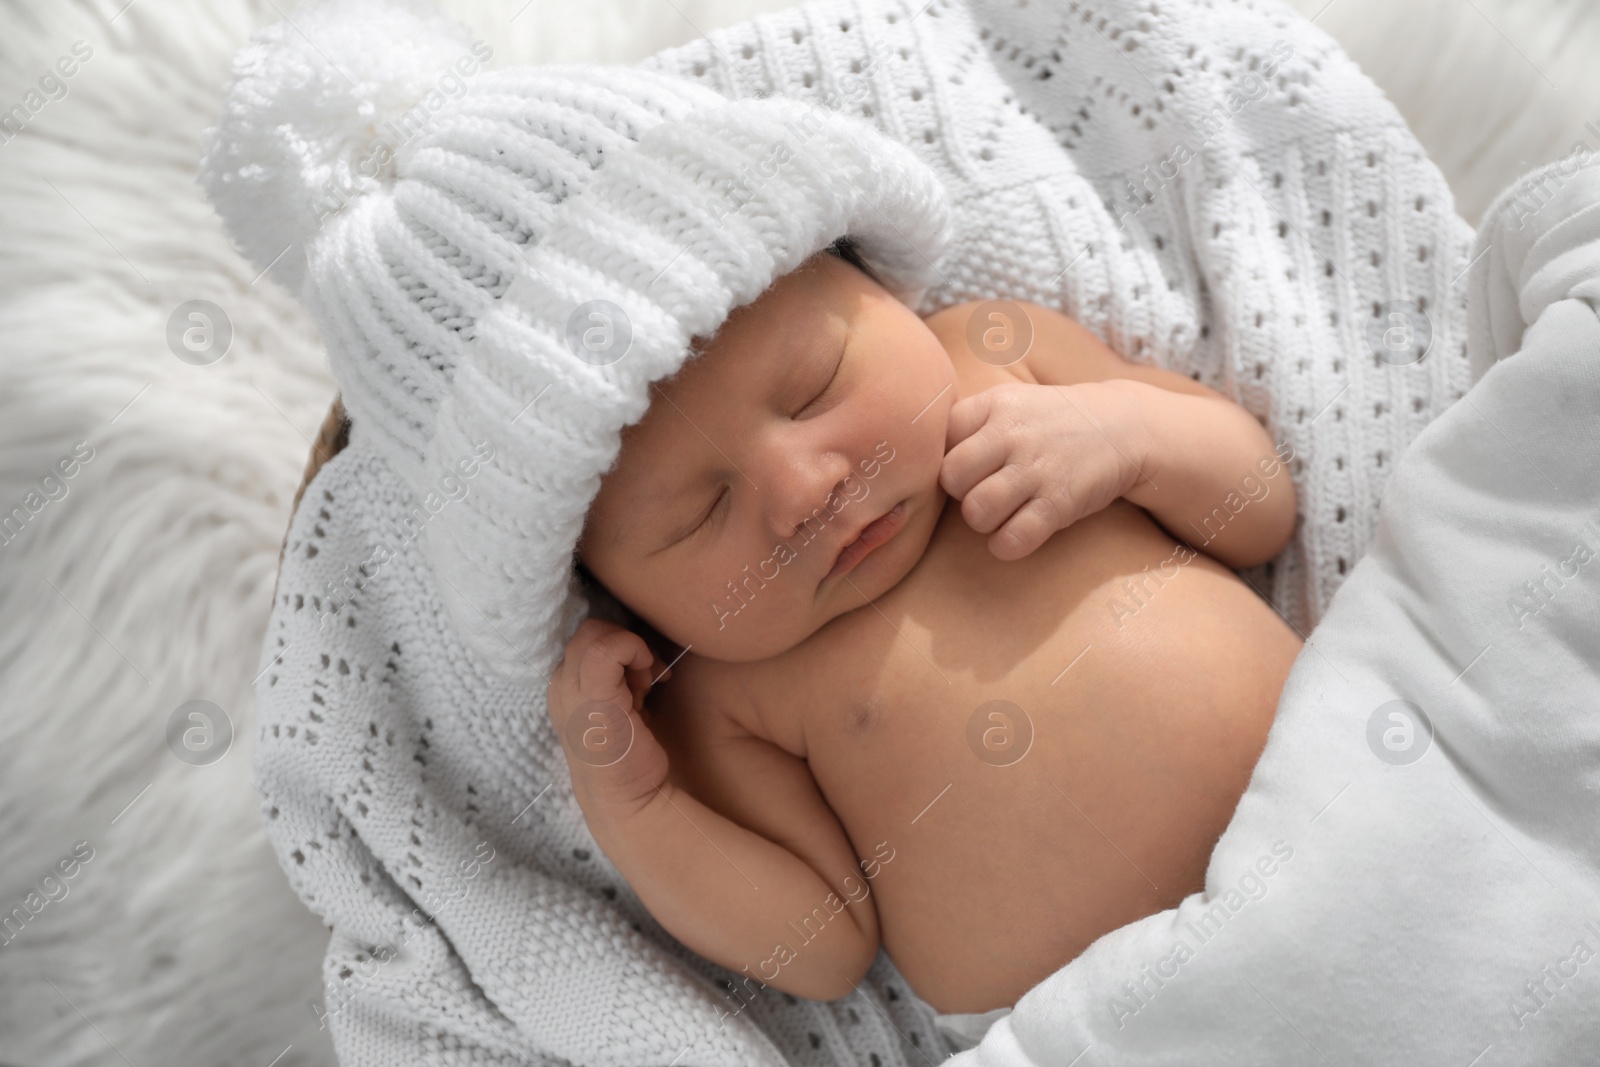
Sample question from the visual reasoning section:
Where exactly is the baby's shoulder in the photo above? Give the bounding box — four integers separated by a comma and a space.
644, 647, 834, 818
922, 297, 1113, 387
646, 648, 805, 758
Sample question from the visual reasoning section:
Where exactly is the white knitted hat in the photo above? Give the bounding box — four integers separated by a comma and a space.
200, 0, 952, 680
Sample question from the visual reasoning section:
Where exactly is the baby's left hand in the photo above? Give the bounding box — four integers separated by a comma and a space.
941, 381, 1149, 560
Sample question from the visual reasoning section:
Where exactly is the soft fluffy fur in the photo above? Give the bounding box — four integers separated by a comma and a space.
1, 1, 1595, 1064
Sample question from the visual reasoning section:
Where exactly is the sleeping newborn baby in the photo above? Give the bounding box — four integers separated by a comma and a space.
545, 241, 1304, 1036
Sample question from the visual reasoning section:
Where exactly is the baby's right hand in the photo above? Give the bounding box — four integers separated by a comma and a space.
546, 618, 674, 819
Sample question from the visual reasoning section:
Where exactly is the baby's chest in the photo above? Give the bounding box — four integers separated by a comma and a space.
686, 500, 1296, 1010
748, 500, 1170, 803
783, 607, 1090, 832
801, 497, 1146, 687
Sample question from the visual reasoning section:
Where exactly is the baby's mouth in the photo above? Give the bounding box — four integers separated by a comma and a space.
825, 498, 908, 582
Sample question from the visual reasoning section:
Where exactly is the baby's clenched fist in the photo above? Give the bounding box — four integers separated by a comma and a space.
940, 380, 1149, 560
546, 618, 674, 819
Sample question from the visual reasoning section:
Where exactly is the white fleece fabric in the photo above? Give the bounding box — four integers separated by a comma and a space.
249, 0, 1482, 1063
951, 159, 1600, 1067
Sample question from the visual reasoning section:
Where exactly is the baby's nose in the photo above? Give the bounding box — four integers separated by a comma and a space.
765, 453, 854, 538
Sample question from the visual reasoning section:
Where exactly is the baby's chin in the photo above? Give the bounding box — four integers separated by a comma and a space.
829, 478, 947, 606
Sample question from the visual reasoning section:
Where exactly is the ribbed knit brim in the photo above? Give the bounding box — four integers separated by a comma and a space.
198, 0, 952, 681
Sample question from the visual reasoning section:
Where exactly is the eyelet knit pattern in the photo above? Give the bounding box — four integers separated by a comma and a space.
243, 0, 1475, 1063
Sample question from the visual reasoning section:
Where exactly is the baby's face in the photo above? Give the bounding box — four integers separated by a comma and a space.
578, 251, 956, 662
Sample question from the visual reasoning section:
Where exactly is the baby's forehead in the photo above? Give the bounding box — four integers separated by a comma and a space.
655, 301, 828, 403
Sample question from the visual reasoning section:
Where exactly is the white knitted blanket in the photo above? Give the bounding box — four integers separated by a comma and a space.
255, 0, 1474, 1063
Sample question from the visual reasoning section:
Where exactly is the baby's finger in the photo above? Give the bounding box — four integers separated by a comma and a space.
943, 390, 996, 452
576, 628, 651, 699
988, 496, 1063, 561
958, 463, 1036, 535
940, 421, 1012, 502
621, 658, 667, 707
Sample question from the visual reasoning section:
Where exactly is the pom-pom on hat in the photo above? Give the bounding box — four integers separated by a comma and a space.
200, 0, 951, 681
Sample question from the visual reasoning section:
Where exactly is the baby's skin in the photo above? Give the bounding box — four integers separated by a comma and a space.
548, 250, 1303, 1014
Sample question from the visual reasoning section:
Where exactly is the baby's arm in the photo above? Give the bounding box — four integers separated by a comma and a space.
929, 301, 1296, 569
547, 621, 879, 1002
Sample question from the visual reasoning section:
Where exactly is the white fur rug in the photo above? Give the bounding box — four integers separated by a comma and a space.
1, 1, 1595, 1065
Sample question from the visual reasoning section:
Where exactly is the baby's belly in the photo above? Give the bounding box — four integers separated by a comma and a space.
783, 497, 1302, 1013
